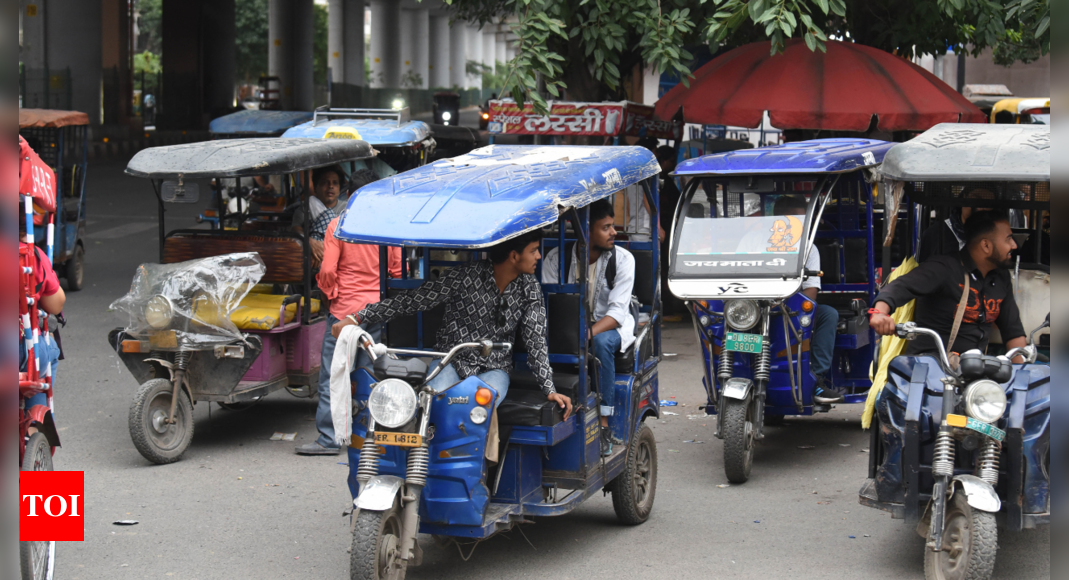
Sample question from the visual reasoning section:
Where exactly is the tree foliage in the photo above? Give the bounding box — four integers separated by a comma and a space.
444, 0, 1050, 112
236, 0, 270, 82
135, 0, 162, 55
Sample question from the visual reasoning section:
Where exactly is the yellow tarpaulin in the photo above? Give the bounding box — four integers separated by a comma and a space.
863, 256, 919, 429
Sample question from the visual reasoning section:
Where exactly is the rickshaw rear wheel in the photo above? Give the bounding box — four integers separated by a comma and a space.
351, 499, 408, 580
923, 493, 997, 580
129, 378, 195, 465
21, 432, 56, 580
611, 423, 658, 525
65, 244, 84, 291
722, 397, 755, 484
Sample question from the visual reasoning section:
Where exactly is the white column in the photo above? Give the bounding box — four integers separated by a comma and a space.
269, 0, 294, 109
293, 0, 314, 110
19, 0, 46, 70
482, 30, 495, 71
428, 14, 450, 88
327, 0, 344, 85
466, 24, 482, 90
399, 9, 414, 87
495, 32, 507, 70
411, 9, 429, 89
342, 0, 365, 85
448, 21, 467, 89
369, 0, 401, 88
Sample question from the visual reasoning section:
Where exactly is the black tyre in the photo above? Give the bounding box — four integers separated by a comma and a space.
65, 243, 84, 291
722, 397, 755, 484
611, 423, 658, 525
924, 492, 998, 580
351, 501, 408, 580
129, 378, 194, 464
21, 432, 56, 580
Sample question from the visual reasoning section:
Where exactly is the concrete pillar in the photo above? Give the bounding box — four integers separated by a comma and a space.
482, 30, 495, 70
448, 21, 467, 89
343, 0, 365, 85
369, 0, 402, 88
19, 0, 46, 70
203, 0, 237, 116
495, 32, 507, 70
411, 9, 429, 89
328, 0, 344, 85
35, 0, 102, 122
269, 0, 294, 109
293, 0, 314, 110
467, 24, 482, 90
428, 14, 450, 88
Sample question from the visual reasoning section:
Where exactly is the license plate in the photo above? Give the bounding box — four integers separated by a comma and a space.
374, 432, 423, 448
947, 414, 1006, 442
725, 332, 763, 354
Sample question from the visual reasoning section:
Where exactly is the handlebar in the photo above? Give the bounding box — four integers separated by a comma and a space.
894, 322, 957, 376
345, 329, 512, 390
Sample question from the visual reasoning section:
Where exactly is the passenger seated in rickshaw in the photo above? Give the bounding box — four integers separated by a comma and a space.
773, 195, 842, 404
293, 165, 347, 266
541, 199, 635, 455
869, 211, 1027, 362
332, 231, 574, 418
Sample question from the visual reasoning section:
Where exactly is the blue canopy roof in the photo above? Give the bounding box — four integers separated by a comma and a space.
336, 145, 660, 248
208, 110, 314, 135
282, 118, 432, 146
673, 138, 894, 176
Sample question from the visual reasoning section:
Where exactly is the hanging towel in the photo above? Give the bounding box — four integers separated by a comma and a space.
863, 256, 919, 429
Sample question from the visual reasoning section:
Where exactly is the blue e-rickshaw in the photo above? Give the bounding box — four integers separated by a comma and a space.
667, 139, 897, 483
333, 145, 664, 580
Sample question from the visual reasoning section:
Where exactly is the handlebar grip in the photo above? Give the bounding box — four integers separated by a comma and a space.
492, 342, 512, 351
804, 269, 823, 278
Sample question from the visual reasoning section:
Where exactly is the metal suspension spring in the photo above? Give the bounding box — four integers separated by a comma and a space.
356, 437, 380, 484
932, 430, 956, 477
173, 350, 192, 371
754, 340, 771, 383
406, 445, 429, 487
978, 439, 1001, 486
718, 350, 734, 382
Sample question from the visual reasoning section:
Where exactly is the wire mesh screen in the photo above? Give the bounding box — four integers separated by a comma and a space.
907, 181, 1049, 209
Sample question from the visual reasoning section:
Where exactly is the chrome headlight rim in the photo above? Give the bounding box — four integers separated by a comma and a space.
963, 379, 1008, 424
725, 299, 759, 331
368, 378, 419, 428
145, 295, 175, 330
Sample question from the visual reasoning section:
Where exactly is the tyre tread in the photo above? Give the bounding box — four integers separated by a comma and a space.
611, 423, 657, 525
722, 398, 753, 483
128, 378, 194, 465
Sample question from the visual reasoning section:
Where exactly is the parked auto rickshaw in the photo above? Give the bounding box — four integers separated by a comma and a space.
208, 109, 314, 139
667, 139, 898, 483
859, 123, 1049, 580
333, 145, 664, 579
18, 108, 90, 290
431, 91, 460, 125
989, 97, 1050, 125
108, 138, 376, 464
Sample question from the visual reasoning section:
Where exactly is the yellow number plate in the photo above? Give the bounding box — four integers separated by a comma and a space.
374, 432, 423, 448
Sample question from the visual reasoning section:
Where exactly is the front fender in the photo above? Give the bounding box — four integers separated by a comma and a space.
355, 475, 405, 511
952, 475, 1001, 513
722, 377, 753, 401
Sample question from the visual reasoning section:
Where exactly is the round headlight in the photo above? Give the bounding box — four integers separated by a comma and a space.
145, 295, 174, 329
964, 379, 1007, 424
368, 378, 418, 428
441, 111, 452, 121
391, 98, 405, 110
799, 314, 812, 328
469, 406, 488, 425
725, 300, 759, 331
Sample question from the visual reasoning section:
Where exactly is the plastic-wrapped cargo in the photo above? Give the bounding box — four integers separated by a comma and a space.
109, 253, 266, 350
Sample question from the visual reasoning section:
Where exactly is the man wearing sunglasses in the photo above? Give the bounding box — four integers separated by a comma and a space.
332, 231, 573, 419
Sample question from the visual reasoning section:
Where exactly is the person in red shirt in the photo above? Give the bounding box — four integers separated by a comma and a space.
296, 215, 402, 455
19, 198, 66, 418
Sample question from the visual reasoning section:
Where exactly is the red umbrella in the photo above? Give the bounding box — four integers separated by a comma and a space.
655, 39, 986, 132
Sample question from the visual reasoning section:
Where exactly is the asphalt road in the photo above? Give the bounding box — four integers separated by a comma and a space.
51, 157, 1049, 580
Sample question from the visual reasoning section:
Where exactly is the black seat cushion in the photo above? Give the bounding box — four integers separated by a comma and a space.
815, 239, 841, 284
547, 293, 580, 355
508, 371, 581, 401
631, 249, 654, 306
497, 389, 564, 427
385, 287, 445, 348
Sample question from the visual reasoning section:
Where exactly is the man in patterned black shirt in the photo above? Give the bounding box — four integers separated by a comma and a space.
332, 231, 573, 418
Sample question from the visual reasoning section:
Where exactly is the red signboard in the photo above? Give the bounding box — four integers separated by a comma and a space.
487, 101, 625, 136
622, 102, 683, 140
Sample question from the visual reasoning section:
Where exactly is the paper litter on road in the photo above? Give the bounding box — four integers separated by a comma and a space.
270, 432, 296, 441
687, 414, 707, 420
662, 411, 679, 416
797, 445, 815, 450
113, 520, 139, 526
668, 449, 680, 453
660, 400, 678, 406
683, 440, 704, 444
839, 444, 851, 447
717, 484, 731, 489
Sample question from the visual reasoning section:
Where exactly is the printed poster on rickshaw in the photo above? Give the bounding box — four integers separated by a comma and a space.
487, 101, 625, 136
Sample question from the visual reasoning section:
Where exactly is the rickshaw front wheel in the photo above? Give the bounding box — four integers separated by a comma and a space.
65, 244, 85, 291
722, 397, 755, 484
21, 432, 56, 580
924, 492, 997, 580
611, 423, 658, 525
129, 378, 195, 465
351, 499, 408, 580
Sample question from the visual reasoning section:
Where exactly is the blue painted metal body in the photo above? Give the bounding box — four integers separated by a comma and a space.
335, 145, 660, 248
208, 110, 314, 137
344, 147, 663, 541
282, 118, 432, 146
870, 356, 1050, 531
674, 138, 894, 176
23, 123, 89, 269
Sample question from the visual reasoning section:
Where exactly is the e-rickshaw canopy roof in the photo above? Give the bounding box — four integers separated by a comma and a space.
19, 109, 90, 129
125, 138, 376, 179
208, 110, 314, 135
335, 145, 660, 248
673, 138, 894, 176
879, 123, 1049, 182
654, 39, 986, 132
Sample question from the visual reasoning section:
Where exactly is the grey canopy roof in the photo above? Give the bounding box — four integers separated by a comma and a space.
880, 123, 1049, 182
125, 138, 375, 179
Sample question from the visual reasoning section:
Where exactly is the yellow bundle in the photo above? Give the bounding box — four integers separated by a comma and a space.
862, 256, 918, 429
230, 293, 322, 330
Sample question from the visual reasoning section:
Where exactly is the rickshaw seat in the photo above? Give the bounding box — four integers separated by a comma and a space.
507, 371, 580, 401
162, 231, 306, 283
631, 249, 654, 306
230, 293, 321, 330
497, 389, 565, 427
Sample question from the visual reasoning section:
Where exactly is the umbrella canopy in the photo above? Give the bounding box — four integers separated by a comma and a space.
655, 39, 986, 132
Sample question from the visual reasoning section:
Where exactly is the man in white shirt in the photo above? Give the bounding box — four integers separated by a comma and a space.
542, 199, 636, 455
774, 195, 842, 404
